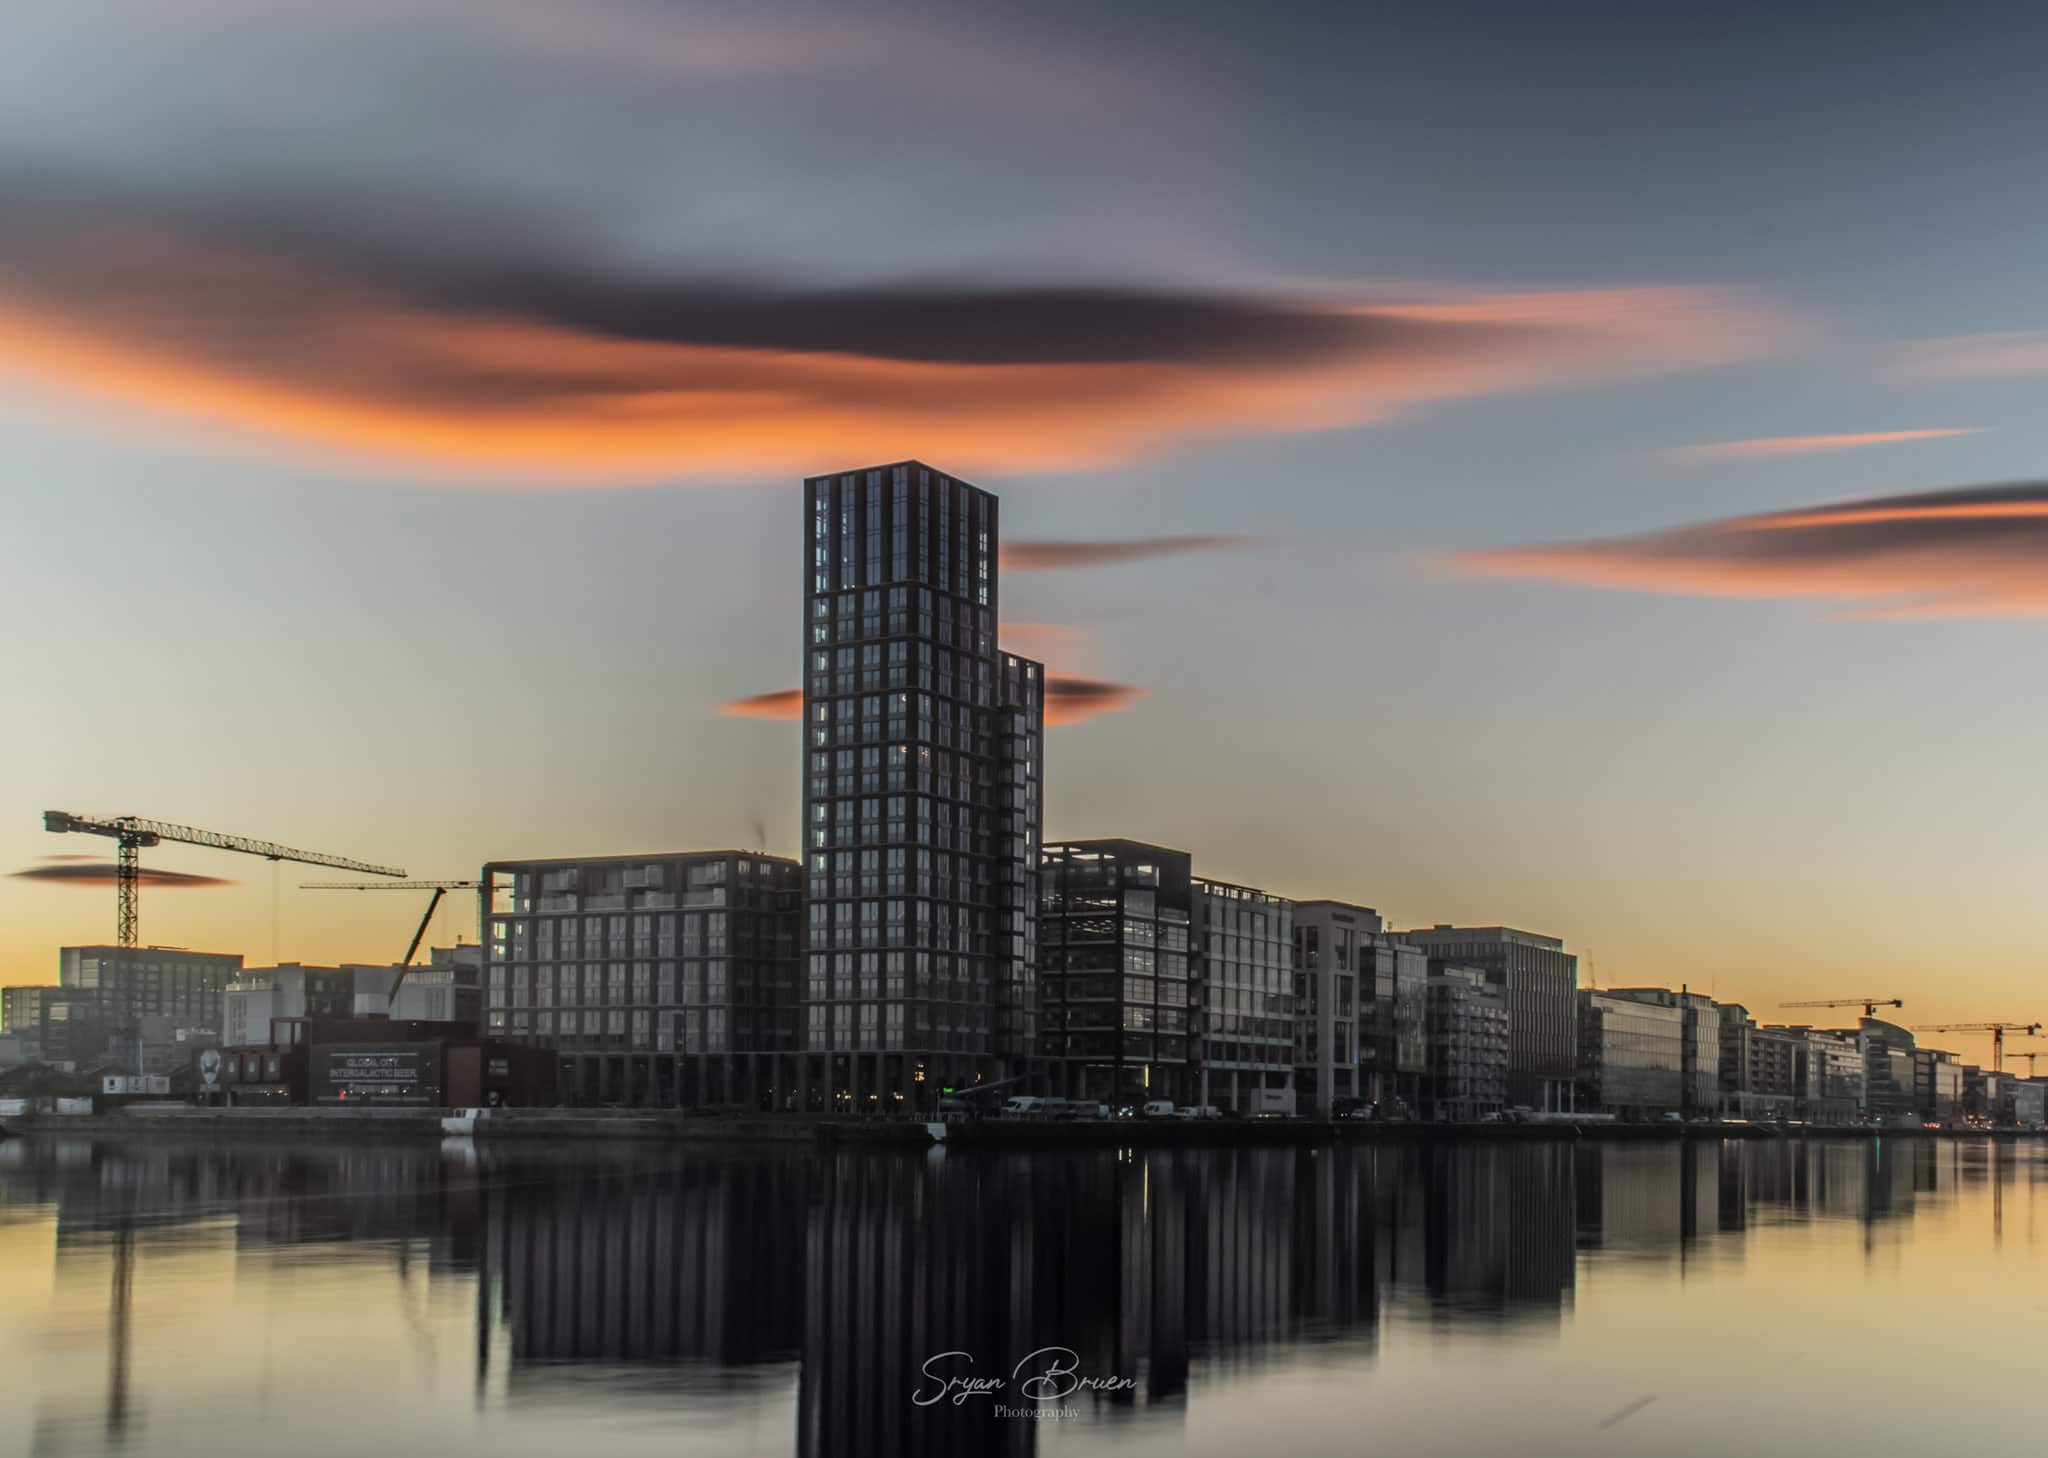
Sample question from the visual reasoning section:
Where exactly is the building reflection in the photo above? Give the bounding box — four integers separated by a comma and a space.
0, 1133, 2023, 1456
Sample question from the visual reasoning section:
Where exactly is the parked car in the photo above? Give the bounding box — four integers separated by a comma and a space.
1176, 1104, 1223, 1120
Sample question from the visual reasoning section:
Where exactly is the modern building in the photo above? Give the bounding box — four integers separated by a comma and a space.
1859, 1017, 1921, 1123
1914, 1047, 1963, 1124
223, 964, 357, 1046
1038, 839, 1195, 1106
1604, 987, 1721, 1116
481, 851, 802, 1108
1, 985, 54, 1039
800, 462, 1045, 1111
44, 947, 241, 1068
1192, 876, 1295, 1114
1401, 926, 1577, 1111
1291, 900, 1381, 1116
1291, 902, 1428, 1116
1577, 990, 1684, 1116
1422, 965, 1509, 1121
1718, 1004, 1797, 1120
1796, 1028, 1866, 1123
224, 951, 483, 1048
2000, 1078, 2047, 1129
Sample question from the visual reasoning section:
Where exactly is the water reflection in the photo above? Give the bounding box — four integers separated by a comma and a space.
0, 1136, 2042, 1457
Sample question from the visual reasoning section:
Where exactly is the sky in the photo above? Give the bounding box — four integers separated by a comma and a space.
6, 0, 2048, 1045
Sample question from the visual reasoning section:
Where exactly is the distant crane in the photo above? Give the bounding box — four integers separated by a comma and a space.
2006, 1051, 2045, 1077
1781, 996, 1904, 1018
299, 880, 479, 967
44, 811, 405, 947
1913, 1022, 2044, 1073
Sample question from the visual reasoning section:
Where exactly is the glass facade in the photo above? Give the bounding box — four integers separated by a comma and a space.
1576, 991, 1684, 1114
1038, 840, 1194, 1105
801, 462, 1043, 1108
1401, 927, 1578, 1111
482, 852, 801, 1106
1192, 878, 1294, 1113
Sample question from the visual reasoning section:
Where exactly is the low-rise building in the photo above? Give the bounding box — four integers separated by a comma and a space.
1577, 990, 1684, 1116
482, 851, 802, 1108
1401, 926, 1577, 1111
1859, 1017, 1921, 1124
2002, 1078, 2047, 1129
1193, 876, 1295, 1114
1604, 987, 1721, 1116
1718, 1004, 1795, 1120
1422, 965, 1508, 1121
1039, 840, 1196, 1107
1291, 899, 1381, 1116
1915, 1048, 1963, 1124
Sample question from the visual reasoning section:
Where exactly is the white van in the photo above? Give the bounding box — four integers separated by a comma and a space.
1140, 1099, 1177, 1119
1002, 1095, 1046, 1117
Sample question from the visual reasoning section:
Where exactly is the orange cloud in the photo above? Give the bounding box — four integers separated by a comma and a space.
1656, 428, 1979, 465
720, 689, 803, 720
1445, 481, 2048, 619
0, 186, 1799, 480
1002, 535, 1255, 570
10, 862, 237, 889
722, 621, 1145, 728
1044, 676, 1148, 725
1893, 330, 2048, 381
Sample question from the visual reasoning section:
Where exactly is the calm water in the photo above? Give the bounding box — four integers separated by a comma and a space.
3, 1135, 2045, 1458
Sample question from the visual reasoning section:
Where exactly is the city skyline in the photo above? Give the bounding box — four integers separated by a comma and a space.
10, 2, 2048, 1040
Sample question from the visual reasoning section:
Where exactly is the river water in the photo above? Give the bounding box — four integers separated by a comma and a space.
1, 1135, 2042, 1457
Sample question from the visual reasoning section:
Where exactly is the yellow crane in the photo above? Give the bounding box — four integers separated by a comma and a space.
1913, 1022, 2044, 1073
1780, 996, 1903, 1018
299, 880, 479, 967
44, 810, 404, 947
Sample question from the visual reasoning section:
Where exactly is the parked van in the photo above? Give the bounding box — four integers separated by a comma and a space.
1002, 1095, 1046, 1117
1140, 1099, 1177, 1119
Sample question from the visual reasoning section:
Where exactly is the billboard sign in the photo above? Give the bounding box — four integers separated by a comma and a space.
311, 1044, 441, 1106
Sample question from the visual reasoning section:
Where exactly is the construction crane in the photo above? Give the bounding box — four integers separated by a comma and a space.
43, 811, 405, 947
299, 880, 479, 967
1913, 1022, 2044, 1073
2006, 1051, 2044, 1077
1781, 996, 1904, 1018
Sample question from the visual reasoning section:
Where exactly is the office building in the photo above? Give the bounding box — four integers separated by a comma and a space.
1422, 965, 1509, 1121
1, 985, 53, 1040
1401, 926, 1577, 1111
1290, 902, 1427, 1116
1859, 1017, 1920, 1123
1604, 987, 1721, 1116
1039, 839, 1195, 1105
800, 462, 1045, 1110
46, 946, 241, 1067
1795, 1028, 1866, 1123
481, 851, 801, 1107
1718, 1004, 1795, 1120
1577, 990, 1684, 1115
1291, 900, 1381, 1116
1192, 876, 1295, 1114
1914, 1047, 1962, 1124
